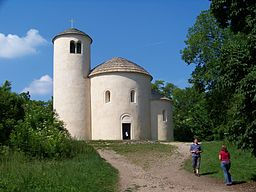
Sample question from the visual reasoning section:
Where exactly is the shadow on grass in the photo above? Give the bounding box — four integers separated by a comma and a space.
200, 171, 218, 176
251, 174, 256, 181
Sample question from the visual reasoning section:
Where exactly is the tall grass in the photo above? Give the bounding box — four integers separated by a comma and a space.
184, 141, 256, 182
0, 142, 118, 192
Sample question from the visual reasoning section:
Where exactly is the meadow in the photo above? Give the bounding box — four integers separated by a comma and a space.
0, 142, 118, 192
184, 141, 256, 182
1, 140, 255, 192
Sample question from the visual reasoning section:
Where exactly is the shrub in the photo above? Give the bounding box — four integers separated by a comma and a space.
10, 100, 73, 159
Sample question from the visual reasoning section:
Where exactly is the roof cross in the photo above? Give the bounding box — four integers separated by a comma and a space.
69, 19, 75, 28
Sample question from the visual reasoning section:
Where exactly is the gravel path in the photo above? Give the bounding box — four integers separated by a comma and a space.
98, 142, 254, 192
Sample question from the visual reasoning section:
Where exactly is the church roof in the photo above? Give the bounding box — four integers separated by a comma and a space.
89, 57, 152, 79
52, 28, 93, 43
151, 89, 172, 101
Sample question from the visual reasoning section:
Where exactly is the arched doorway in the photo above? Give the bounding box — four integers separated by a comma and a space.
121, 115, 132, 140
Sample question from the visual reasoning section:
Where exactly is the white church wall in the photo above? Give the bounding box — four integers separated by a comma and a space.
90, 72, 151, 140
53, 34, 91, 140
150, 99, 173, 141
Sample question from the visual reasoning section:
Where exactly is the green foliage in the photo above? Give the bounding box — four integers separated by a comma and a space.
182, 6, 256, 155
184, 141, 256, 182
181, 11, 232, 141
151, 80, 176, 99
0, 142, 118, 192
0, 81, 74, 158
173, 87, 213, 141
210, 0, 256, 34
0, 81, 29, 145
10, 100, 72, 158
209, 1, 256, 156
182, 10, 228, 92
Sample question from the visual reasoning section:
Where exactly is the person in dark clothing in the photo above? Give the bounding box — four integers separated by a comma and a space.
190, 138, 202, 176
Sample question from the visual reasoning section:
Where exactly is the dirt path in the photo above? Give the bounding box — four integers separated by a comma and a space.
98, 142, 254, 192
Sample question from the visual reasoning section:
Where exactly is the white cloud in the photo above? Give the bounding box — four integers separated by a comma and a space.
22, 75, 53, 96
0, 29, 47, 59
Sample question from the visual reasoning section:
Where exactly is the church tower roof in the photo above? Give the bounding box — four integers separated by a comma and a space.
89, 57, 152, 80
52, 28, 93, 43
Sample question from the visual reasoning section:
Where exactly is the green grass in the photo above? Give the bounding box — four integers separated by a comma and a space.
0, 142, 118, 192
89, 140, 175, 169
184, 141, 256, 182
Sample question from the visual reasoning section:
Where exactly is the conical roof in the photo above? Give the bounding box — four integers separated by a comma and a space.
89, 57, 152, 79
52, 28, 92, 43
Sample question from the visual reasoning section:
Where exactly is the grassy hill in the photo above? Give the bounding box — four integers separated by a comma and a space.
0, 142, 118, 192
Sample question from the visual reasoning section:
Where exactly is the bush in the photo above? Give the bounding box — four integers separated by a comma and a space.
10, 100, 73, 159
0, 81, 28, 145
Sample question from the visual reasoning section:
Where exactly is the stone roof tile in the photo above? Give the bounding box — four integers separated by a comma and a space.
89, 57, 152, 79
52, 28, 92, 43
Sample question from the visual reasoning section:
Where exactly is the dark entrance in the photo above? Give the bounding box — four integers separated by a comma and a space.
122, 123, 131, 140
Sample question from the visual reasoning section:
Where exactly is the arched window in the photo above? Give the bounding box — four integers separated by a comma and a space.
105, 91, 110, 103
70, 41, 75, 53
162, 110, 167, 122
76, 41, 81, 54
130, 90, 135, 103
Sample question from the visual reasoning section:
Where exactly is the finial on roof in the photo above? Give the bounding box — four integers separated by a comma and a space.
69, 19, 75, 28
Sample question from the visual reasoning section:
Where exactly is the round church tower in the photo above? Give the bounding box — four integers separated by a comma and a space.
89, 57, 152, 140
52, 28, 92, 139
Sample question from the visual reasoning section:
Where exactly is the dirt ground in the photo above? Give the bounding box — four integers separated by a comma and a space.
98, 142, 256, 192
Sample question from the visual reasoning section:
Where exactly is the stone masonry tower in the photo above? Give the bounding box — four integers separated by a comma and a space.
52, 28, 92, 139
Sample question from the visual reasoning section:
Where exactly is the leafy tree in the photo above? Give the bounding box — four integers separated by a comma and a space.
0, 81, 73, 158
172, 87, 214, 141
210, 0, 256, 34
181, 10, 232, 139
10, 99, 72, 158
210, 0, 256, 155
0, 81, 29, 144
151, 80, 176, 99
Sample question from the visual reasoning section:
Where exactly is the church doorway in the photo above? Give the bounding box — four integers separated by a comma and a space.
121, 114, 132, 140
122, 123, 131, 140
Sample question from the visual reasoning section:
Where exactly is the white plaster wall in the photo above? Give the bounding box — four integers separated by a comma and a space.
53, 34, 91, 140
90, 72, 151, 140
150, 99, 173, 141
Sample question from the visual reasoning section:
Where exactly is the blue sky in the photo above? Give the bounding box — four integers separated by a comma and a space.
0, 0, 210, 101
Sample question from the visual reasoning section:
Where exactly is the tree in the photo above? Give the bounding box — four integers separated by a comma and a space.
210, 0, 256, 155
172, 87, 213, 141
10, 99, 72, 158
210, 0, 256, 34
181, 10, 233, 139
151, 80, 176, 99
0, 81, 28, 144
0, 81, 73, 158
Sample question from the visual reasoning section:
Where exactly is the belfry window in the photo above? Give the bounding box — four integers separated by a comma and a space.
76, 41, 81, 54
105, 91, 111, 103
130, 90, 135, 103
70, 41, 75, 53
162, 110, 167, 122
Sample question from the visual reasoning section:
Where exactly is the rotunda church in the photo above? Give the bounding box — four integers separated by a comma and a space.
52, 28, 173, 141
